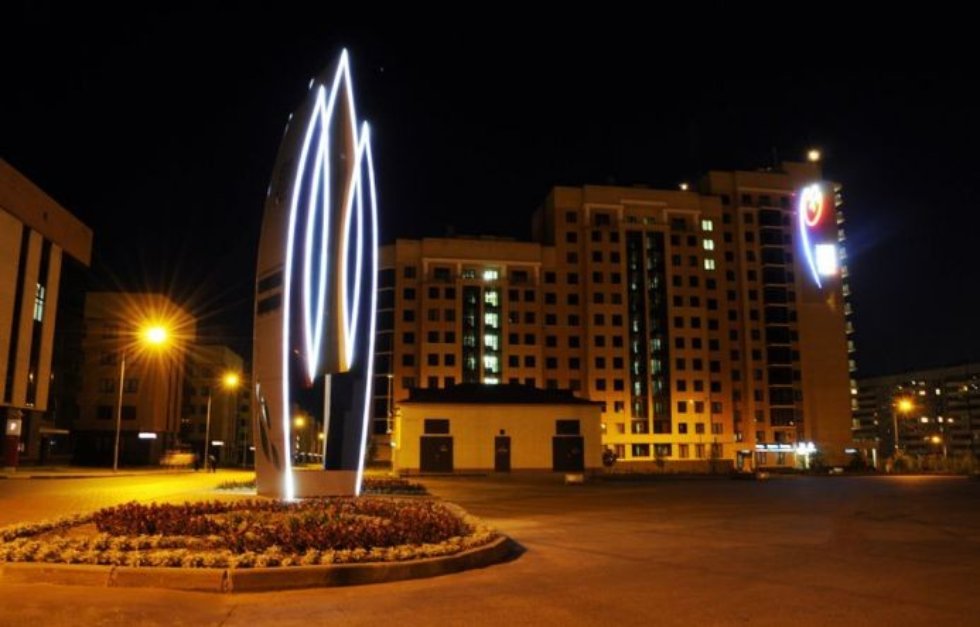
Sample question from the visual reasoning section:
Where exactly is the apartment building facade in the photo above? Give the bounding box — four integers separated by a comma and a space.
375, 161, 855, 469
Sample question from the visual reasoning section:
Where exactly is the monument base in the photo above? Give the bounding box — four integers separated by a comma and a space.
256, 469, 359, 499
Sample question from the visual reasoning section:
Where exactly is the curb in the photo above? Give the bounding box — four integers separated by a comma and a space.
0, 472, 191, 481
0, 535, 514, 593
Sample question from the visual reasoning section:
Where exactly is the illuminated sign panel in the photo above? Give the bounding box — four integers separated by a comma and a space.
797, 183, 838, 287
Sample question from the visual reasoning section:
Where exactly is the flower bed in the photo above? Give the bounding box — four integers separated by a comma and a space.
214, 476, 428, 495
0, 498, 495, 569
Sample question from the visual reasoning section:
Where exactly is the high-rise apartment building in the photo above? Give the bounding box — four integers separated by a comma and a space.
375, 160, 855, 469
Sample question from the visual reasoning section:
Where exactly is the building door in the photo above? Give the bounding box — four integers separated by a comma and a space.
494, 436, 511, 472
552, 436, 584, 472
420, 436, 453, 473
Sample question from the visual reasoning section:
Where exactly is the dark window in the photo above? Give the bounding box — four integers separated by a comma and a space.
257, 271, 283, 293
556, 420, 581, 435
424, 419, 450, 434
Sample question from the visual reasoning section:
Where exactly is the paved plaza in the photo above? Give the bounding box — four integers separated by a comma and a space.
1, 471, 979, 625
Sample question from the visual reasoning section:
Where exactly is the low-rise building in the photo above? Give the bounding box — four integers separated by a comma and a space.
393, 383, 602, 474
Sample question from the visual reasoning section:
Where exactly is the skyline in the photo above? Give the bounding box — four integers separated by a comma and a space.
5, 8, 979, 376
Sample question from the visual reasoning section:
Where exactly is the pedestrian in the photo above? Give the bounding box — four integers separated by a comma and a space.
208, 454, 217, 473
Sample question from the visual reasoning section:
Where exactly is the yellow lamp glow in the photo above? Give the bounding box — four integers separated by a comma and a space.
142, 325, 169, 346
222, 372, 241, 390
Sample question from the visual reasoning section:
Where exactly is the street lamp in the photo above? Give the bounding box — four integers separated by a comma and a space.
293, 414, 307, 464
893, 396, 914, 455
114, 324, 170, 472
204, 371, 241, 472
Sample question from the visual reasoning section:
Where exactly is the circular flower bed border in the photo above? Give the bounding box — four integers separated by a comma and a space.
0, 498, 511, 592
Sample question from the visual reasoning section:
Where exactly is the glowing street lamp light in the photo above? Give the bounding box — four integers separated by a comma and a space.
143, 325, 168, 346
114, 323, 171, 472
807, 148, 821, 163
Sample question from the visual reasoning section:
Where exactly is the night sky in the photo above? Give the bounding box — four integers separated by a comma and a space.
5, 6, 979, 376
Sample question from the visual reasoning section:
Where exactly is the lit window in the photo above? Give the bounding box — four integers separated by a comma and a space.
703, 259, 715, 270
702, 239, 714, 251
483, 268, 499, 281
701, 219, 714, 232
33, 284, 46, 322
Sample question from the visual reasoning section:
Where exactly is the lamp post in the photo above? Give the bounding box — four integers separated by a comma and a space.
114, 324, 169, 472
204, 372, 240, 472
893, 396, 914, 456
293, 414, 307, 464
386, 373, 395, 435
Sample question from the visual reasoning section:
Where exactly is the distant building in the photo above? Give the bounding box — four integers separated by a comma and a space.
1, 160, 92, 466
73, 292, 195, 466
855, 363, 980, 464
377, 161, 856, 470
181, 345, 249, 466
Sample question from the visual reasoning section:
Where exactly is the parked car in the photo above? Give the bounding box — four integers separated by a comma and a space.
161, 449, 195, 468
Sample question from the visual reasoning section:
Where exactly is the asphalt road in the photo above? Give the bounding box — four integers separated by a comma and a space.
1, 472, 979, 626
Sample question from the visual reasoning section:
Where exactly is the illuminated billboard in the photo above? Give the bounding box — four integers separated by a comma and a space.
798, 183, 838, 288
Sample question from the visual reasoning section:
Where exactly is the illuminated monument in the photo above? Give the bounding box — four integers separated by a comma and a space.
253, 50, 378, 499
